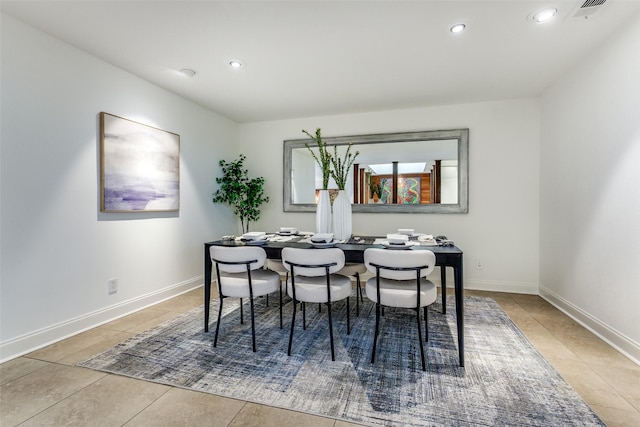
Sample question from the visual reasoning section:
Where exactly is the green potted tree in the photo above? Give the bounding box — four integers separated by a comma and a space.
212, 154, 269, 234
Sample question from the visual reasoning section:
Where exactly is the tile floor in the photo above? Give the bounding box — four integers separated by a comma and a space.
1, 287, 638, 426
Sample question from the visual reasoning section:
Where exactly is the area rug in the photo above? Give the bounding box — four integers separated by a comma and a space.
79, 296, 603, 426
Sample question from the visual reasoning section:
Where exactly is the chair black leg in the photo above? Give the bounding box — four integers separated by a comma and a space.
214, 297, 224, 347
240, 298, 244, 324
279, 282, 283, 329
371, 302, 381, 363
285, 272, 289, 303
327, 300, 335, 361
416, 307, 426, 371
424, 306, 429, 341
355, 273, 360, 317
347, 296, 351, 335
441, 267, 447, 314
302, 302, 307, 330
288, 300, 297, 356
250, 297, 257, 352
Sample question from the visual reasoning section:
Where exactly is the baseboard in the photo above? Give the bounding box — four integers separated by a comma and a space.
461, 279, 538, 295
0, 277, 203, 363
357, 270, 538, 295
539, 285, 640, 366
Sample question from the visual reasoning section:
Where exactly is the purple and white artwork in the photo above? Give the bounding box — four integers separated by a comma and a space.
100, 113, 180, 212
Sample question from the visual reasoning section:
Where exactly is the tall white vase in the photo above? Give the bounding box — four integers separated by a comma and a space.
316, 189, 332, 234
332, 190, 352, 241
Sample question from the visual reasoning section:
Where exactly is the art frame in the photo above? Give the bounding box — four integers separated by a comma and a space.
100, 112, 180, 212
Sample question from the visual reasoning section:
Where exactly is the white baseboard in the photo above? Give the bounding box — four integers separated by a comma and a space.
461, 279, 538, 295
539, 285, 640, 366
359, 270, 539, 295
0, 277, 203, 363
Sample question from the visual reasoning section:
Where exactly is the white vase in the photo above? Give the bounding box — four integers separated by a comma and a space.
316, 189, 332, 234
332, 190, 352, 241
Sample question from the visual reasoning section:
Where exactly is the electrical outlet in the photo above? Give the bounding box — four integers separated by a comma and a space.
475, 259, 484, 270
108, 278, 118, 295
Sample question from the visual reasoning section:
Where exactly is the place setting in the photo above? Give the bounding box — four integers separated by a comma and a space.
271, 227, 311, 242
373, 229, 440, 249
238, 231, 270, 245
308, 233, 339, 248
292, 232, 341, 248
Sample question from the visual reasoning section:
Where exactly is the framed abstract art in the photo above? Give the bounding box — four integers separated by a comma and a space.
100, 112, 180, 212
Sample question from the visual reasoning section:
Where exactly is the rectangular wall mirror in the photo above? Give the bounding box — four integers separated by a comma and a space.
284, 128, 469, 213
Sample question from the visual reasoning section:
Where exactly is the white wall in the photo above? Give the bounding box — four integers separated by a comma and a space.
0, 14, 239, 361
540, 12, 640, 363
239, 99, 541, 294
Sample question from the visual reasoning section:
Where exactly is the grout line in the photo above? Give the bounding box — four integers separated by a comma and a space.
121, 383, 174, 426
226, 401, 250, 427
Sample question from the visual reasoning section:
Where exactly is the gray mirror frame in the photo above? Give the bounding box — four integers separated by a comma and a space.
283, 128, 469, 214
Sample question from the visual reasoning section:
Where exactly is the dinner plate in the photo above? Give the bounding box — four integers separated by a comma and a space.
244, 239, 268, 245
310, 240, 338, 248
383, 243, 413, 250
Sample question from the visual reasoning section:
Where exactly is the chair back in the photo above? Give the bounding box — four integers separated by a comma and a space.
210, 246, 267, 273
281, 248, 345, 277
364, 248, 435, 280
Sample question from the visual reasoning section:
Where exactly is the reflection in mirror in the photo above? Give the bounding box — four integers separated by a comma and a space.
284, 129, 468, 214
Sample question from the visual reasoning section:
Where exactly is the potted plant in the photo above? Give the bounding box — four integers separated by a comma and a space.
330, 143, 359, 240
212, 154, 269, 234
302, 128, 332, 190
329, 143, 359, 191
303, 128, 333, 233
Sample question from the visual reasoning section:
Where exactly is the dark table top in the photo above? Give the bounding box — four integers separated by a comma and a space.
205, 235, 462, 264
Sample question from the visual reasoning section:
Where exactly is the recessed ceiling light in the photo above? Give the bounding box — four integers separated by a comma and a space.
532, 8, 557, 23
229, 60, 243, 69
179, 68, 196, 78
450, 23, 466, 33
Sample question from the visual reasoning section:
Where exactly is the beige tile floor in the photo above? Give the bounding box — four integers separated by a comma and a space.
1, 288, 638, 426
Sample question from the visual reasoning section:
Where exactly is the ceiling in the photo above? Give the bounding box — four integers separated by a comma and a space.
3, 0, 640, 123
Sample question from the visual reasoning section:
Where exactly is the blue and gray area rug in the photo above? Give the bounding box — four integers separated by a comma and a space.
79, 296, 603, 426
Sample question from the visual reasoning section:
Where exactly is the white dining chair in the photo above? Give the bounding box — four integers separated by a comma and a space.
364, 248, 437, 371
281, 247, 351, 361
210, 246, 281, 352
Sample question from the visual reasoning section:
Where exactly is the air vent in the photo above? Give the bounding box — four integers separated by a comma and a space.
570, 0, 607, 19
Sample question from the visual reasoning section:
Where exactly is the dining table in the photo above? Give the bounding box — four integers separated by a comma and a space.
204, 234, 465, 367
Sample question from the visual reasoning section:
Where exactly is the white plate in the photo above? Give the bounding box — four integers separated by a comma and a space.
244, 239, 268, 245
310, 240, 338, 248
383, 243, 413, 250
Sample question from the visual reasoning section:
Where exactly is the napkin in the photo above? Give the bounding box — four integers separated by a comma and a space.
311, 233, 334, 243
279, 227, 298, 235
241, 231, 266, 241
386, 234, 409, 245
